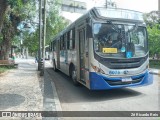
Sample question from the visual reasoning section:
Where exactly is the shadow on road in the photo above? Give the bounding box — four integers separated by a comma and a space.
0, 94, 25, 110
46, 68, 143, 103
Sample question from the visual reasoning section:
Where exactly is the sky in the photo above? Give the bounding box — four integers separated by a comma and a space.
87, 0, 158, 13
62, 0, 158, 22
113, 0, 158, 13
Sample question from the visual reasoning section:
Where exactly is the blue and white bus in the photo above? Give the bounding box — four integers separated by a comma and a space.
50, 7, 153, 90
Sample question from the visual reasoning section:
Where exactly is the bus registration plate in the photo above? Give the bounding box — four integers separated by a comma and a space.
122, 77, 132, 82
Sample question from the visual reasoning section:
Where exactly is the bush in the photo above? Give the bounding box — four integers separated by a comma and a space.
149, 59, 160, 69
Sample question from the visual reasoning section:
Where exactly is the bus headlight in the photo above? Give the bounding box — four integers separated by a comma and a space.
91, 63, 105, 74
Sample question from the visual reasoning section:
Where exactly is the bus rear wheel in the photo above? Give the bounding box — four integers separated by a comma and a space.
71, 67, 79, 86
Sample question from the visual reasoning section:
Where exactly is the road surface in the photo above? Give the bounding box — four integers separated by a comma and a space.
46, 66, 160, 120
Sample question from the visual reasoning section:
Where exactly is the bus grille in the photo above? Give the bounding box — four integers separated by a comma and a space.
104, 77, 144, 86
94, 53, 148, 69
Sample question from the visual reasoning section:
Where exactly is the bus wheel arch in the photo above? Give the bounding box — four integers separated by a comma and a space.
69, 63, 79, 86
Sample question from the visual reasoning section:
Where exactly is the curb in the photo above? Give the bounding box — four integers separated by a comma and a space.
149, 69, 160, 75
45, 70, 63, 120
51, 81, 62, 111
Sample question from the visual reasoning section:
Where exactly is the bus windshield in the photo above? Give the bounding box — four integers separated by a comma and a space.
93, 23, 148, 58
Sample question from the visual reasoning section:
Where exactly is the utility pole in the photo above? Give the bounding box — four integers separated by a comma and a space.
40, 0, 47, 76
38, 0, 42, 71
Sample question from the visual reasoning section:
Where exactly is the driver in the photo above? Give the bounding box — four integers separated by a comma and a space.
106, 36, 113, 47
111, 34, 122, 49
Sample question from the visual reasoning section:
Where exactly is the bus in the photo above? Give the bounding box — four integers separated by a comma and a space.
49, 7, 153, 90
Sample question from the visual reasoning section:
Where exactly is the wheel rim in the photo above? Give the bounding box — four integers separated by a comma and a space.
72, 70, 76, 81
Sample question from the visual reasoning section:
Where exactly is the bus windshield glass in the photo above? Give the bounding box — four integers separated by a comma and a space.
93, 23, 148, 58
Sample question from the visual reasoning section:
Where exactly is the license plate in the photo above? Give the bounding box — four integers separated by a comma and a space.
122, 77, 132, 82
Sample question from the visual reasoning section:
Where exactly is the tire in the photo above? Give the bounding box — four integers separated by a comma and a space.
71, 66, 79, 86
53, 60, 57, 72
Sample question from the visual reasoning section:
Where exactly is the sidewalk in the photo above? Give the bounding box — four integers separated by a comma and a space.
0, 58, 56, 120
149, 68, 160, 75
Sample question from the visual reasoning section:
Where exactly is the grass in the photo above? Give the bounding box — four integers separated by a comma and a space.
0, 67, 9, 74
0, 66, 15, 74
149, 60, 160, 69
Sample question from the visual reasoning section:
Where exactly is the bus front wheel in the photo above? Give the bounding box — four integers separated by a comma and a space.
71, 67, 79, 86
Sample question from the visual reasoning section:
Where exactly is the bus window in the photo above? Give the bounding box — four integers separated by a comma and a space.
67, 31, 70, 49
64, 33, 67, 50
62, 36, 64, 50
60, 36, 63, 50
53, 42, 56, 51
50, 42, 52, 51
72, 28, 75, 49
69, 30, 73, 49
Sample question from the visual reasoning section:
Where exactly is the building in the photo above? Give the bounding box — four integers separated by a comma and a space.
61, 0, 116, 22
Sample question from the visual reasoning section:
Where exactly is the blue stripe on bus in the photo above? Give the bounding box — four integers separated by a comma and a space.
89, 71, 153, 90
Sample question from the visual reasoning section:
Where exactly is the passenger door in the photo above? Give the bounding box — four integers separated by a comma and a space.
79, 28, 88, 82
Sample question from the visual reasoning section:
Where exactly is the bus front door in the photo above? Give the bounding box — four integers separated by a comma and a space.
79, 28, 89, 83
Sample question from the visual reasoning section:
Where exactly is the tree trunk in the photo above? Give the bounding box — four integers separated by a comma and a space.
0, 0, 8, 33
1, 19, 14, 60
4, 41, 11, 60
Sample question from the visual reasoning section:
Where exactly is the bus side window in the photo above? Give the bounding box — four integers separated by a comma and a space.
64, 33, 67, 50
60, 36, 63, 50
68, 28, 75, 50
67, 31, 70, 50
50, 42, 53, 51
63, 35, 66, 50
72, 28, 75, 49
69, 30, 73, 49
50, 42, 52, 51
51, 42, 53, 51
53, 42, 56, 51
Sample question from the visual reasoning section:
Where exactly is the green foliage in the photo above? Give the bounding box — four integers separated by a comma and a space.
1, 0, 69, 55
149, 60, 160, 69
0, 33, 3, 44
23, 30, 39, 53
7, 0, 23, 8
22, 0, 69, 53
147, 24, 160, 57
143, 11, 160, 58
7, 0, 29, 8
46, 0, 69, 45
0, 66, 14, 74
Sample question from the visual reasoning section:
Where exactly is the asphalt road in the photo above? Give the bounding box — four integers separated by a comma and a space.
46, 67, 160, 120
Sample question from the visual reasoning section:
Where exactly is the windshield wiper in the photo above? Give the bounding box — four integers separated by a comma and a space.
107, 20, 124, 40
107, 21, 119, 33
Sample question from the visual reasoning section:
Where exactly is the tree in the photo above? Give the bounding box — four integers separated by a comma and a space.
143, 11, 160, 27
0, 0, 26, 33
0, 0, 32, 60
147, 24, 160, 58
0, 0, 8, 33
22, 0, 69, 54
0, 0, 69, 59
45, 0, 69, 45
143, 11, 160, 58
